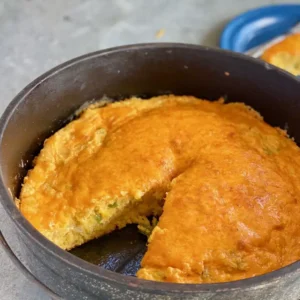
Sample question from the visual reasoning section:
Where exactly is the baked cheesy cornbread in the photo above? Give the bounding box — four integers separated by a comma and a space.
261, 33, 300, 76
19, 95, 300, 283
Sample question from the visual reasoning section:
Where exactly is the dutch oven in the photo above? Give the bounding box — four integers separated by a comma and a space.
0, 44, 300, 300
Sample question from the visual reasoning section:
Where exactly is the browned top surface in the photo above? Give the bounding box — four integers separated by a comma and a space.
20, 95, 300, 283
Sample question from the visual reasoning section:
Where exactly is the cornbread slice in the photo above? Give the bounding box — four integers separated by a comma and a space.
20, 97, 169, 250
19, 95, 300, 283
261, 33, 300, 75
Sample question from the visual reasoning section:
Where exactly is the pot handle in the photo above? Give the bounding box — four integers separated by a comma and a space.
0, 230, 61, 300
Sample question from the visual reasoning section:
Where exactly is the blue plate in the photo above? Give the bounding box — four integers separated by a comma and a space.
220, 4, 300, 53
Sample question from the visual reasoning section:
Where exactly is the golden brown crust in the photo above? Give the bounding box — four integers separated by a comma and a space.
19, 95, 300, 283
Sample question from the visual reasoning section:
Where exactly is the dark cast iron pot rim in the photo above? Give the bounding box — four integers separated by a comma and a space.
0, 43, 299, 295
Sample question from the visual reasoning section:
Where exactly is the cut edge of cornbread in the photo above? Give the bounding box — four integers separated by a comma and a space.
21, 187, 165, 250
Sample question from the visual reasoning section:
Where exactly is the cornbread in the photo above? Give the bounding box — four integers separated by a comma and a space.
261, 33, 300, 75
19, 95, 300, 283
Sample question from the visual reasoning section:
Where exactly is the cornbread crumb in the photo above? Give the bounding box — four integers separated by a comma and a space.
155, 28, 165, 39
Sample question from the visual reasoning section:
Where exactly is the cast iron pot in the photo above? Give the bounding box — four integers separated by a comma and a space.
0, 43, 300, 300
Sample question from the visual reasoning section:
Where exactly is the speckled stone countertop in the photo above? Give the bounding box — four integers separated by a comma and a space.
0, 0, 295, 299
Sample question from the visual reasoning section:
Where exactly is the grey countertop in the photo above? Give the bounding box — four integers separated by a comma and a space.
0, 0, 296, 299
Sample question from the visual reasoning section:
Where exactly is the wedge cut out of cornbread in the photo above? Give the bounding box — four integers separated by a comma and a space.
19, 95, 300, 283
